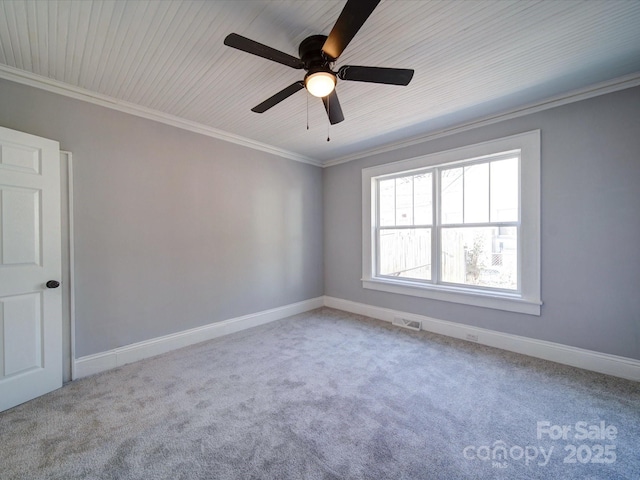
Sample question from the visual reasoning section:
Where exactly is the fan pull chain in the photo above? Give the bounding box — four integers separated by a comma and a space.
326, 96, 330, 142
306, 93, 309, 130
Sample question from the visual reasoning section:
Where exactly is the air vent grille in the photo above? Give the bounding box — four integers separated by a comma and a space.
392, 317, 422, 331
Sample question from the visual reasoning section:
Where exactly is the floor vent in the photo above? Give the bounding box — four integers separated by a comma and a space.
392, 317, 422, 331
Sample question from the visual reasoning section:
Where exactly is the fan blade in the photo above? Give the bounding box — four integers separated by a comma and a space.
224, 33, 304, 69
322, 0, 381, 61
321, 90, 345, 125
251, 81, 305, 113
337, 65, 414, 85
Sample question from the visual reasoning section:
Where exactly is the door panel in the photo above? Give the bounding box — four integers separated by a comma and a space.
2, 293, 43, 376
2, 187, 41, 265
0, 142, 41, 174
0, 126, 61, 412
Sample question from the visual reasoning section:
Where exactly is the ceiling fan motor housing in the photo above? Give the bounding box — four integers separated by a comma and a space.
300, 35, 337, 95
299, 35, 331, 70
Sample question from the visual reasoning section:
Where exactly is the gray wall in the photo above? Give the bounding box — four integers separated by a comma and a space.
324, 86, 640, 361
1, 76, 638, 373
0, 78, 324, 361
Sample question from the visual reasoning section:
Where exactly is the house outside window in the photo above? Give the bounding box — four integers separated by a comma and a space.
362, 131, 541, 315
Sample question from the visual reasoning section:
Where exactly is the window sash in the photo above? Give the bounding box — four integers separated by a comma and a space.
376, 226, 433, 282
376, 171, 433, 228
438, 224, 520, 293
375, 155, 521, 293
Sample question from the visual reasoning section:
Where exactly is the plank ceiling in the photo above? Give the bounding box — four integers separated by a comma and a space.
1, 0, 639, 165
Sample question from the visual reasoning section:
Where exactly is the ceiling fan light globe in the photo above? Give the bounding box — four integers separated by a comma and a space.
305, 71, 336, 98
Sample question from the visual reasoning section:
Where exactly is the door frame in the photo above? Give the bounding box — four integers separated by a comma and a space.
61, 151, 76, 382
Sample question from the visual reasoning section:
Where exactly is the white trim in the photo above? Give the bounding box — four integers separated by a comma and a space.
1, 64, 638, 170
73, 297, 324, 379
361, 279, 541, 315
0, 64, 321, 167
362, 131, 541, 315
324, 72, 640, 167
63, 151, 77, 381
323, 296, 640, 382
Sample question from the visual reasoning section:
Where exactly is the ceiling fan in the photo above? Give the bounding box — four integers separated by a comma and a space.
223, 0, 414, 125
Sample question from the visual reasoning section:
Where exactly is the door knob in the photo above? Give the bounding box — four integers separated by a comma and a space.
46, 280, 60, 289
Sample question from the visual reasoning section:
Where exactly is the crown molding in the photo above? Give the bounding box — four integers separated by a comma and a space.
323, 72, 640, 168
2, 64, 638, 170
0, 64, 322, 167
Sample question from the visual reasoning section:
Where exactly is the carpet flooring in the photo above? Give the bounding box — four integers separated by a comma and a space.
1, 308, 639, 479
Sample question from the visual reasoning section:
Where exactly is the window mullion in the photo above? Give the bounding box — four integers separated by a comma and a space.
379, 225, 431, 230
375, 180, 380, 277
461, 167, 465, 224
376, 179, 384, 278
488, 161, 492, 223
439, 221, 518, 229
393, 178, 397, 226
411, 175, 415, 226
435, 174, 439, 285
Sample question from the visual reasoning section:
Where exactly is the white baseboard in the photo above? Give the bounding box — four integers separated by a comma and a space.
74, 295, 640, 382
74, 297, 324, 379
324, 296, 640, 382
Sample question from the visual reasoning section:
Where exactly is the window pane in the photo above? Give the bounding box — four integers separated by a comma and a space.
441, 226, 517, 290
395, 176, 413, 225
464, 163, 489, 223
379, 228, 431, 280
414, 173, 432, 225
379, 179, 395, 226
490, 157, 519, 222
441, 167, 463, 224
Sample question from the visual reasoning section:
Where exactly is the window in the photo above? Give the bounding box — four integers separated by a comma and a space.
362, 131, 541, 315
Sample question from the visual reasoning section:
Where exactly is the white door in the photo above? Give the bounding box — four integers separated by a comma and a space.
0, 126, 62, 412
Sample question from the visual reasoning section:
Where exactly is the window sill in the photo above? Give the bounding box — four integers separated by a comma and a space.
362, 278, 541, 315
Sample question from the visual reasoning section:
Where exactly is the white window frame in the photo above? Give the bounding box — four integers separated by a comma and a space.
362, 130, 541, 315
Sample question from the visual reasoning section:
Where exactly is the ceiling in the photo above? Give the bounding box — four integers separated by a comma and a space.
0, 0, 639, 166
